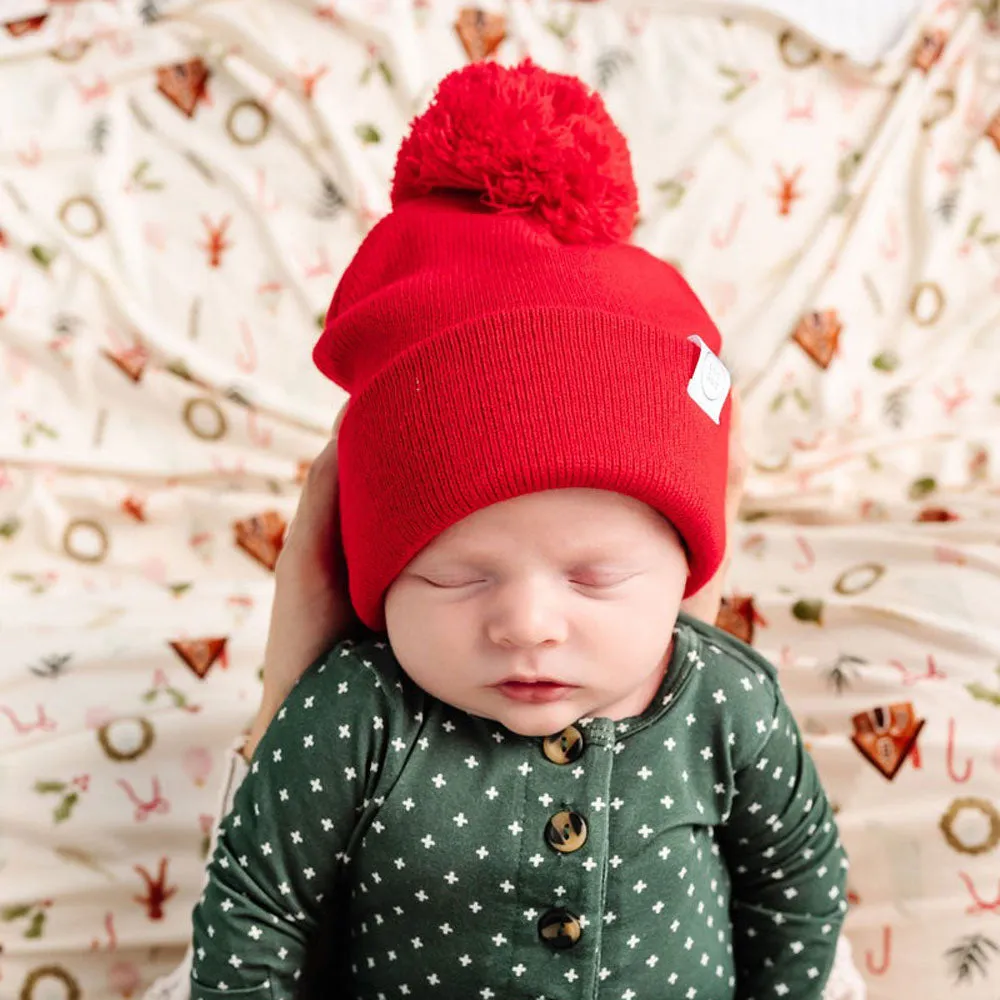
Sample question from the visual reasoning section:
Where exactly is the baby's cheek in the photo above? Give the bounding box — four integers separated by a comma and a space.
385, 586, 463, 655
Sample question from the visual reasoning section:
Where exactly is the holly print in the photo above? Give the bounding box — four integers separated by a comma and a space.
34, 774, 90, 823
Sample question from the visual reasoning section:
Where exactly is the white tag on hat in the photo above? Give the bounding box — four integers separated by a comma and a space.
687, 335, 731, 424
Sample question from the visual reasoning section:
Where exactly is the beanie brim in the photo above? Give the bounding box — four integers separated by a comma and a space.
333, 308, 730, 631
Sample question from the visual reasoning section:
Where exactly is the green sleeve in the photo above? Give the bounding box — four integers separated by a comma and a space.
717, 671, 849, 1000
189, 640, 395, 999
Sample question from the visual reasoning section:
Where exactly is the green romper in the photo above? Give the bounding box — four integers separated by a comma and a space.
190, 613, 848, 1000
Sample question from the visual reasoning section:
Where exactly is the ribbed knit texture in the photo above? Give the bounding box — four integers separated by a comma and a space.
312, 63, 730, 631
314, 195, 729, 630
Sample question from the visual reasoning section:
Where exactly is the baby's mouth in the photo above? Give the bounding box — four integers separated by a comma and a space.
494, 680, 577, 704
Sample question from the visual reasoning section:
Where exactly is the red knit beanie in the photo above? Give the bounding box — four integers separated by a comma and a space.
314, 59, 731, 632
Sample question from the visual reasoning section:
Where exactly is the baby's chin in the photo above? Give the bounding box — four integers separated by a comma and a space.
459, 698, 589, 739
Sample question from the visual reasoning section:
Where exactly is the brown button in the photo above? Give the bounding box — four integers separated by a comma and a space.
545, 810, 588, 853
542, 725, 584, 765
537, 907, 582, 950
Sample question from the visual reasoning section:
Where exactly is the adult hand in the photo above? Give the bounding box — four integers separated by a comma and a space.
243, 403, 360, 759
243, 389, 747, 759
680, 388, 747, 625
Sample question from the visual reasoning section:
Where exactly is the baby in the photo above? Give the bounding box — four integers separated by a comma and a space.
190, 60, 848, 999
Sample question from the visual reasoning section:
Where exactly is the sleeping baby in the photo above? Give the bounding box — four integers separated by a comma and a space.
189, 58, 849, 1000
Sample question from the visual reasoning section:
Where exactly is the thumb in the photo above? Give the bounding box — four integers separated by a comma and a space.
283, 399, 348, 551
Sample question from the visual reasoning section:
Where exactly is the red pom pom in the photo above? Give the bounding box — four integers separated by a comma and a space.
391, 59, 638, 244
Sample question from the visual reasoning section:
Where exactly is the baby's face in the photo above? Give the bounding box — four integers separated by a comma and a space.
384, 488, 688, 737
